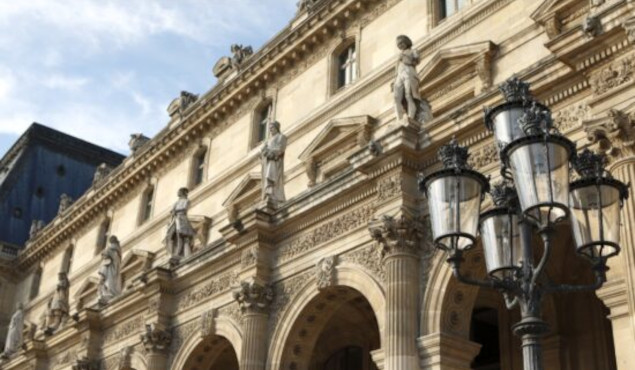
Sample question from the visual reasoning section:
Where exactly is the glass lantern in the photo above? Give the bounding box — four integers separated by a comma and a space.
569, 150, 629, 261
421, 139, 489, 253
480, 184, 523, 281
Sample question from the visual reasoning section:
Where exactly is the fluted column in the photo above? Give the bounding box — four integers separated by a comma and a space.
602, 156, 635, 369
233, 279, 273, 370
140, 323, 172, 370
369, 214, 421, 370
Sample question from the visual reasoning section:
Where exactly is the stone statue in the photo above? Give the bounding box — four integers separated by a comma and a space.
29, 220, 45, 239
98, 236, 122, 303
93, 163, 113, 185
41, 272, 70, 334
2, 304, 24, 358
260, 121, 287, 206
164, 187, 196, 259
58, 194, 73, 214
230, 44, 253, 67
129, 134, 150, 154
393, 35, 432, 125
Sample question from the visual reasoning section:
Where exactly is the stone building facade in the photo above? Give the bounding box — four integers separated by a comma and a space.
1, 0, 635, 369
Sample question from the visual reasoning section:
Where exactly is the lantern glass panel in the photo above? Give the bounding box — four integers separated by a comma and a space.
490, 106, 526, 148
569, 183, 622, 259
427, 174, 483, 251
480, 212, 522, 280
507, 139, 571, 225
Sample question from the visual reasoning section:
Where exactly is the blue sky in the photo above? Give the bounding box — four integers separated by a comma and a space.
0, 0, 298, 157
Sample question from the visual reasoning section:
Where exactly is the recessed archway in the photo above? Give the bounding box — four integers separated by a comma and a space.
279, 285, 381, 370
181, 335, 239, 370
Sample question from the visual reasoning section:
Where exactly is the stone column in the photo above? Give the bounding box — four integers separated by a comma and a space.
584, 110, 635, 369
140, 323, 172, 370
369, 214, 421, 370
233, 279, 273, 370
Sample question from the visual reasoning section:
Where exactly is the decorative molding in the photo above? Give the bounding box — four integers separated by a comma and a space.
376, 173, 402, 202
277, 204, 375, 262
240, 246, 259, 269
169, 320, 199, 359
590, 53, 635, 95
315, 256, 337, 290
268, 271, 312, 338
103, 315, 144, 345
176, 270, 239, 311
467, 142, 498, 169
553, 101, 590, 133
200, 308, 216, 338
624, 16, 635, 44
218, 302, 243, 327
340, 245, 386, 281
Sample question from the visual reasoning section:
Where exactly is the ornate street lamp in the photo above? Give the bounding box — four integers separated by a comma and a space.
420, 77, 630, 370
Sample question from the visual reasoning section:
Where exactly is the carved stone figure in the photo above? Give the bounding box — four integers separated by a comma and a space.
164, 187, 196, 259
168, 91, 198, 119
583, 15, 602, 37
315, 256, 336, 290
128, 134, 150, 154
41, 272, 70, 334
1, 304, 24, 358
98, 236, 122, 303
58, 193, 73, 214
93, 163, 113, 185
260, 121, 287, 206
393, 35, 432, 125
297, 0, 322, 13
231, 44, 253, 67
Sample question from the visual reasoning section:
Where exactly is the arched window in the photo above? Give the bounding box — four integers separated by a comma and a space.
252, 101, 273, 147
29, 266, 42, 300
139, 186, 155, 224
96, 218, 110, 255
337, 43, 357, 89
191, 147, 208, 188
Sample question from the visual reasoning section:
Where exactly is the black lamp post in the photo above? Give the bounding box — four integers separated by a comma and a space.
420, 77, 629, 370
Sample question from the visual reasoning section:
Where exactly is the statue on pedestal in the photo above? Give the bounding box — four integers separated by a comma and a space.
1, 304, 24, 358
164, 187, 196, 259
260, 121, 287, 207
393, 35, 432, 125
98, 236, 122, 303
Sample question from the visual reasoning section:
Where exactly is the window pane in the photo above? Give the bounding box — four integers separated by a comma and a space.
194, 151, 206, 186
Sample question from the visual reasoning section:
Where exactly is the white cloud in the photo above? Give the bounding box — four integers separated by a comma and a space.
43, 75, 89, 91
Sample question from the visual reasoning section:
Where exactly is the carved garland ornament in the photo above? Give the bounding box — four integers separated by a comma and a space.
553, 102, 590, 132
376, 174, 402, 202
176, 270, 239, 311
340, 246, 386, 281
102, 316, 144, 345
590, 54, 635, 95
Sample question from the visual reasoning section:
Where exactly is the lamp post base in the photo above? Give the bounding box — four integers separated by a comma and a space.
512, 316, 549, 370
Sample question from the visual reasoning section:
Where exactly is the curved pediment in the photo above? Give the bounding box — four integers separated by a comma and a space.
299, 115, 374, 187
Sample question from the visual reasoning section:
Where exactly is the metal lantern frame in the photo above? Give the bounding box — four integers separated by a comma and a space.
420, 77, 630, 370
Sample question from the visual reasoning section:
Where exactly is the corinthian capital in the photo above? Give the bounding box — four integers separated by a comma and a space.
232, 279, 274, 314
583, 109, 635, 160
368, 214, 423, 257
140, 323, 172, 353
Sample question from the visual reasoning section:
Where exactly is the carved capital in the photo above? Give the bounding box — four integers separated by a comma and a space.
140, 324, 172, 353
584, 109, 635, 160
315, 256, 337, 290
232, 280, 274, 314
368, 214, 423, 257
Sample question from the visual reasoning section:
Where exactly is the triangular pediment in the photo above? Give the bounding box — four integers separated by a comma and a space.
299, 115, 374, 161
418, 41, 497, 92
121, 249, 154, 273
75, 276, 99, 299
530, 0, 587, 39
223, 173, 262, 207
530, 0, 578, 23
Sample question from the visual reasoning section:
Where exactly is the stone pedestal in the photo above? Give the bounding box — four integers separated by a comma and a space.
233, 279, 273, 370
369, 214, 421, 370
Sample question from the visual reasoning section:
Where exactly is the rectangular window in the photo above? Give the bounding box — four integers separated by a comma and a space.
29, 268, 42, 300
440, 0, 469, 20
257, 103, 272, 144
337, 45, 357, 89
193, 150, 207, 187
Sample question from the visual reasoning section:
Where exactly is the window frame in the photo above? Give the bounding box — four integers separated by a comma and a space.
138, 185, 155, 225
328, 35, 360, 96
29, 266, 43, 300
250, 98, 276, 149
190, 145, 209, 189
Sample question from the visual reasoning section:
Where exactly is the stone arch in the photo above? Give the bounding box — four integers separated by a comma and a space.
268, 263, 385, 369
170, 316, 242, 370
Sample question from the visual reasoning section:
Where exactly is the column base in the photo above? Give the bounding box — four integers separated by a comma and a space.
417, 332, 481, 370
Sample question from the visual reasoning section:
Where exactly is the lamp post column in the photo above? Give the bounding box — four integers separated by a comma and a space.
369, 214, 421, 370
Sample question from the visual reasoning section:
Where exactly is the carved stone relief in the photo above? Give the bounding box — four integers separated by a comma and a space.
553, 102, 590, 132
176, 270, 239, 311
315, 256, 337, 290
376, 174, 402, 202
467, 142, 498, 169
340, 246, 386, 281
141, 323, 172, 353
267, 272, 312, 339
368, 214, 424, 257
277, 204, 375, 262
584, 108, 635, 160
233, 279, 274, 314
102, 316, 144, 345
590, 53, 634, 95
